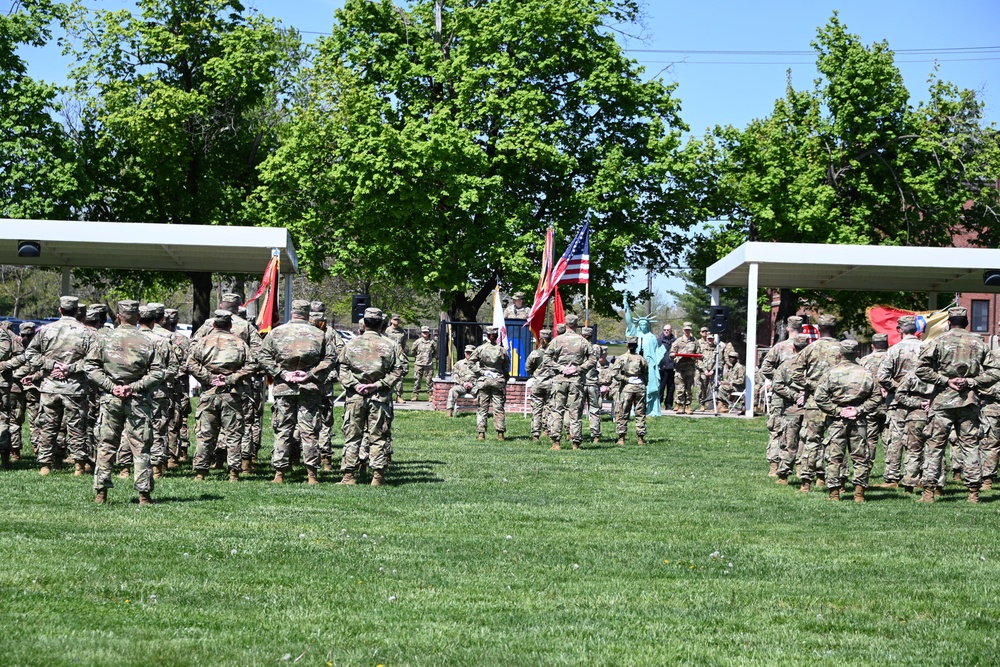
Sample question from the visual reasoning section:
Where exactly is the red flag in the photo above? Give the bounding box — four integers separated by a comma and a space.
528, 227, 555, 338
552, 286, 565, 328
867, 304, 951, 345
245, 253, 280, 334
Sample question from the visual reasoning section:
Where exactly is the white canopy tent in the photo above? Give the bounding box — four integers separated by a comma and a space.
706, 242, 1000, 417
1, 219, 298, 319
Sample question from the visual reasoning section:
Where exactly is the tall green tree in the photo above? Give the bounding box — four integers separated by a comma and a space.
254, 0, 708, 321
65, 0, 300, 327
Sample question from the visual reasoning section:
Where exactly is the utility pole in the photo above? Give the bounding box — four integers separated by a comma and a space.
646, 270, 653, 316
435, 0, 442, 43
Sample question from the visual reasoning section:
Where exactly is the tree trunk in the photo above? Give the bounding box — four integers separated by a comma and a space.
447, 276, 497, 322
190, 271, 214, 331
773, 288, 797, 344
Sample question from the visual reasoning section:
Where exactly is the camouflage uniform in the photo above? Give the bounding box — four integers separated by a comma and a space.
789, 315, 842, 485
669, 327, 700, 413
892, 373, 936, 489
142, 304, 179, 473
697, 332, 716, 409
447, 346, 476, 413
0, 325, 14, 465
859, 335, 890, 469
187, 312, 261, 477
309, 304, 343, 470
613, 340, 648, 442
470, 328, 510, 437
583, 331, 604, 441
813, 341, 883, 497
385, 316, 409, 401
770, 336, 809, 480
163, 309, 192, 463
759, 316, 804, 469
5, 324, 30, 460
25, 297, 96, 470
86, 300, 165, 498
914, 311, 987, 496
525, 331, 554, 439
410, 331, 437, 400
259, 300, 336, 477
875, 324, 923, 485
716, 355, 746, 410
543, 315, 595, 448
82, 306, 109, 462
503, 293, 530, 319
338, 309, 406, 480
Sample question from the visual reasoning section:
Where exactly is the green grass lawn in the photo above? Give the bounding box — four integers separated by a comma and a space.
3, 410, 1000, 666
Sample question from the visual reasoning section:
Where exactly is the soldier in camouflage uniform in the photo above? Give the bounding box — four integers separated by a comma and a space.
137, 304, 178, 479
410, 326, 437, 401
309, 308, 337, 471
789, 314, 842, 492
6, 321, 41, 462
716, 350, 746, 411
385, 314, 409, 402
25, 296, 96, 476
582, 327, 605, 443
161, 308, 192, 465
813, 340, 883, 502
81, 305, 110, 464
613, 336, 647, 445
976, 323, 1000, 491
760, 316, 804, 476
525, 329, 554, 441
891, 372, 935, 494
875, 315, 923, 488
337, 308, 405, 486
771, 334, 809, 484
697, 328, 716, 410
503, 292, 530, 319
470, 326, 510, 440
915, 307, 988, 503
446, 345, 476, 417
0, 323, 15, 467
188, 310, 261, 482
859, 333, 890, 470
669, 322, 700, 414
87, 300, 165, 505
260, 299, 336, 485
543, 313, 595, 450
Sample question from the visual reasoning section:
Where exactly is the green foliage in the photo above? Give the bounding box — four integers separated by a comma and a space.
253, 0, 708, 320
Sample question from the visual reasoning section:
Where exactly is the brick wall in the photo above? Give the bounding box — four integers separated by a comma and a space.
432, 378, 530, 413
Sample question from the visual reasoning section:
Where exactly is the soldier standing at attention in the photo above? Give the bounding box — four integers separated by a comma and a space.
859, 333, 890, 470
543, 313, 595, 450
188, 310, 260, 482
581, 327, 604, 443
770, 334, 810, 484
6, 321, 40, 463
138, 304, 177, 480
875, 316, 922, 488
86, 300, 165, 505
759, 316, 804, 476
813, 340, 883, 502
25, 296, 95, 477
337, 308, 405, 487
385, 314, 409, 403
503, 292, 531, 319
260, 299, 336, 485
470, 326, 510, 441
410, 326, 437, 401
446, 345, 477, 417
161, 308, 192, 465
697, 327, 715, 410
916, 306, 988, 503
669, 322, 700, 415
525, 329, 554, 441
0, 322, 15, 468
613, 336, 648, 445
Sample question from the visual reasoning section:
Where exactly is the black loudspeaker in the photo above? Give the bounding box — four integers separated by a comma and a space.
708, 306, 730, 334
984, 271, 1000, 287
351, 294, 371, 323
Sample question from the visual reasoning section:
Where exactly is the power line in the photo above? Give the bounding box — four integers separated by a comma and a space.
633, 57, 1000, 66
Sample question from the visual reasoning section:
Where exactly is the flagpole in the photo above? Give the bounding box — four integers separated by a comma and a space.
585, 281, 589, 326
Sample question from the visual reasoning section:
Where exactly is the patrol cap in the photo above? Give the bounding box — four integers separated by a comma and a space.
512, 291, 525, 300
872, 333, 889, 347
363, 307, 384, 321
700, 326, 709, 333
163, 308, 179, 322
539, 328, 552, 340
59, 295, 79, 310
88, 304, 108, 317
310, 300, 325, 313
213, 309, 233, 326
485, 326, 499, 336
309, 311, 325, 323
391, 313, 401, 321
682, 321, 693, 330
564, 313, 579, 326
117, 300, 139, 316
148, 302, 166, 318
728, 350, 739, 357
138, 304, 158, 319
464, 344, 476, 353
786, 315, 804, 329
792, 334, 810, 348
19, 321, 35, 334
290, 299, 311, 318
221, 292, 242, 304
897, 315, 916, 327
839, 339, 859, 355
949, 306, 967, 318
626, 336, 638, 345
581, 326, 593, 336
817, 314, 837, 327
555, 324, 566, 334
420, 325, 430, 333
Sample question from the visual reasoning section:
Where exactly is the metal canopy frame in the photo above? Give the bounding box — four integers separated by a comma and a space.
706, 242, 1000, 417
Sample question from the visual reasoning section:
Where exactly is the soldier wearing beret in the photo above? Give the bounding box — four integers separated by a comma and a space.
86, 300, 166, 505
543, 313, 594, 449
470, 326, 510, 440
813, 339, 884, 502
188, 310, 261, 481
760, 315, 805, 476
384, 314, 409, 403
917, 307, 989, 503
337, 307, 406, 486
875, 315, 923, 489
790, 314, 842, 492
525, 329, 554, 441
24, 296, 97, 476
612, 336, 647, 445
446, 344, 477, 417
410, 326, 437, 401
503, 292, 531, 319
260, 299, 337, 485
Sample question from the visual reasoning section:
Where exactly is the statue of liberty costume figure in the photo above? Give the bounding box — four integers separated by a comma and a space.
623, 296, 666, 417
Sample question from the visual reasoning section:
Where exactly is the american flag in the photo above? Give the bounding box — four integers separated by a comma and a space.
552, 220, 590, 285
802, 323, 819, 341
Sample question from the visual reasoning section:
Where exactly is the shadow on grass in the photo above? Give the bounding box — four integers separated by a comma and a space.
134, 493, 225, 504
385, 459, 446, 485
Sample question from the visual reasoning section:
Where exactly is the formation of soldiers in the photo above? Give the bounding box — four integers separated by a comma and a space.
0, 294, 405, 503
762, 307, 997, 504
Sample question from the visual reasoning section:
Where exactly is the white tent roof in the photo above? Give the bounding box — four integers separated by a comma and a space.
1, 219, 298, 274
707, 241, 1000, 293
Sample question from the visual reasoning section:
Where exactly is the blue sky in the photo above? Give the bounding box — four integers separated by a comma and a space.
21, 0, 1000, 300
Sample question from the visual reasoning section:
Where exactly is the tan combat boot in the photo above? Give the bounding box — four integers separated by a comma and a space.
917, 486, 935, 503
118, 468, 131, 479
828, 487, 841, 501
497, 432, 505, 442
321, 456, 333, 472
854, 486, 865, 503
272, 470, 285, 484
550, 442, 561, 451
194, 471, 206, 481
934, 487, 943, 497
336, 472, 356, 485
532, 436, 540, 442
572, 442, 581, 450
229, 470, 240, 483
371, 469, 386, 487
167, 458, 179, 469
816, 477, 827, 489
983, 477, 993, 491
637, 436, 646, 446
138, 491, 152, 505
902, 485, 914, 494
9, 451, 19, 463
776, 475, 789, 485
74, 462, 85, 477
307, 467, 320, 486
879, 481, 898, 489
768, 462, 779, 478
593, 436, 600, 444
685, 406, 693, 415
241, 459, 253, 474
799, 480, 811, 494
616, 436, 625, 445
968, 488, 981, 504
477, 433, 485, 441
39, 465, 52, 476
95, 489, 107, 505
